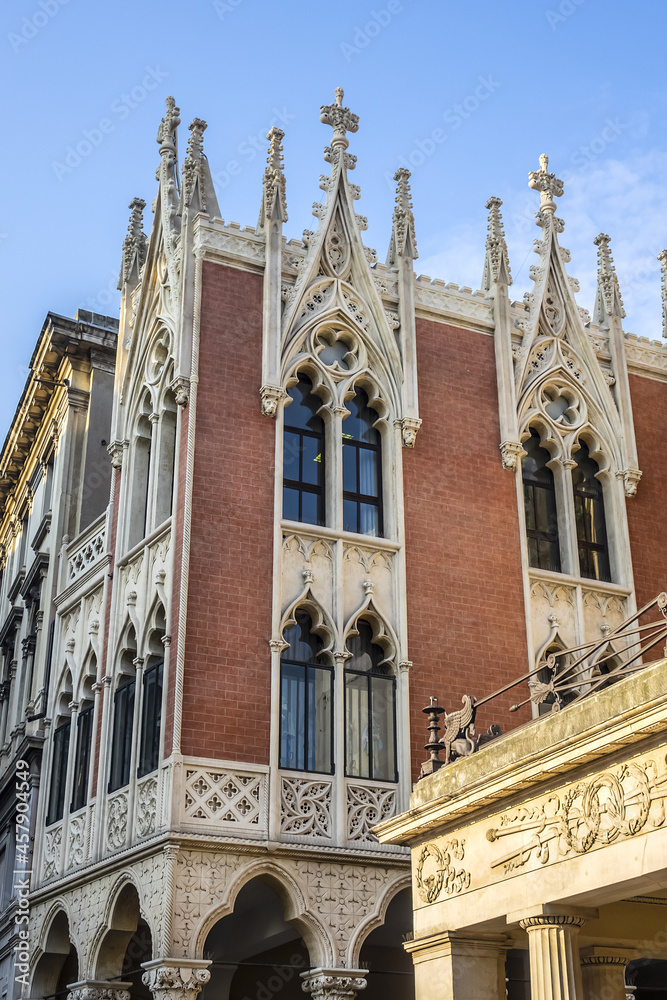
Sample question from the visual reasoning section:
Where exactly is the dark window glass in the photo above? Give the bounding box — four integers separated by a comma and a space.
279, 611, 333, 774
109, 676, 135, 792
46, 720, 71, 825
522, 429, 560, 572
70, 705, 93, 812
345, 620, 397, 782
342, 388, 383, 537
572, 441, 611, 582
283, 375, 325, 526
138, 660, 163, 778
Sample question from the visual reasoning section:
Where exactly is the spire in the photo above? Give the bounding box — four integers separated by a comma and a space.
320, 87, 359, 152
482, 196, 512, 290
659, 249, 667, 338
386, 168, 417, 266
157, 95, 180, 154
155, 95, 182, 276
258, 127, 287, 230
118, 198, 147, 290
180, 117, 220, 218
593, 233, 625, 324
528, 153, 564, 217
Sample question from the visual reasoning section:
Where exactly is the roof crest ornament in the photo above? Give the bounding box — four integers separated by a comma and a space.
528, 153, 564, 216
157, 95, 181, 153
387, 168, 418, 265
484, 196, 512, 287
118, 197, 148, 289
658, 249, 667, 339
593, 233, 625, 321
259, 127, 287, 227
182, 117, 207, 209
320, 87, 359, 156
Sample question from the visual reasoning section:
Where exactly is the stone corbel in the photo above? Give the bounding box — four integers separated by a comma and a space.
399, 416, 422, 448
260, 384, 288, 417
107, 441, 126, 469
301, 969, 367, 1000
617, 468, 642, 498
499, 440, 523, 471
170, 375, 190, 407
142, 961, 211, 1000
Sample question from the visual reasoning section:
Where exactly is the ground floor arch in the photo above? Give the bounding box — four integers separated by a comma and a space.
31, 909, 79, 1000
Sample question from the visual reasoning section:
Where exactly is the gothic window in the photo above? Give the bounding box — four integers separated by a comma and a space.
109, 634, 137, 793
342, 387, 383, 537
283, 375, 325, 526
46, 675, 73, 826
42, 452, 55, 515
344, 620, 397, 782
522, 429, 560, 572
153, 389, 178, 528
138, 620, 165, 779
279, 610, 333, 774
71, 670, 95, 813
572, 440, 611, 582
128, 395, 153, 549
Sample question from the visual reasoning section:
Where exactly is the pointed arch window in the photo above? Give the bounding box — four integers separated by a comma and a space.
279, 610, 333, 774
138, 618, 165, 779
342, 388, 383, 537
344, 620, 396, 782
522, 429, 560, 572
283, 375, 326, 526
572, 440, 611, 582
71, 671, 95, 814
46, 677, 73, 826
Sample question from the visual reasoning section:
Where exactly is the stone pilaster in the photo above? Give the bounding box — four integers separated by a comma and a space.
142, 960, 211, 1000
301, 968, 367, 1000
519, 915, 586, 1000
580, 947, 639, 1000
67, 980, 132, 1000
405, 930, 509, 1000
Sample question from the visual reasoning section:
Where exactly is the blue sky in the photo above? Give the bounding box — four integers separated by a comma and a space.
1, 0, 666, 429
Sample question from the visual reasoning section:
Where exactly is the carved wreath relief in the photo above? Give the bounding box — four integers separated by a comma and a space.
415, 839, 471, 903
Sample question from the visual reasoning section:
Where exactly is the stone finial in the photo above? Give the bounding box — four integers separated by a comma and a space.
484, 196, 512, 287
528, 154, 564, 215
658, 249, 667, 338
157, 95, 181, 149
593, 233, 625, 321
387, 168, 417, 265
260, 126, 288, 225
182, 117, 208, 208
320, 87, 359, 150
119, 197, 148, 288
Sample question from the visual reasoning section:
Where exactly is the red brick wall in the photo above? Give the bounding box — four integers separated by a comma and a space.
403, 318, 530, 779
180, 262, 274, 762
627, 373, 667, 611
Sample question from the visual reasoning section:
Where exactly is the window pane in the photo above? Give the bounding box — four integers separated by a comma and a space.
342, 441, 357, 493
280, 664, 305, 770
47, 721, 71, 825
343, 498, 358, 533
285, 376, 323, 433
523, 485, 536, 531
307, 667, 332, 773
370, 675, 396, 781
71, 707, 93, 813
283, 487, 300, 523
138, 661, 163, 778
300, 435, 321, 486
283, 431, 301, 481
345, 673, 369, 778
358, 448, 379, 498
359, 503, 379, 537
109, 679, 135, 792
300, 490, 319, 526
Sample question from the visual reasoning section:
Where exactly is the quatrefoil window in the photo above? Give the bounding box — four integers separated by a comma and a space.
541, 384, 581, 425
315, 327, 358, 372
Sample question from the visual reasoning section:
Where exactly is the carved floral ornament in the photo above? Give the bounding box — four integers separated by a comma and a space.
415, 839, 471, 903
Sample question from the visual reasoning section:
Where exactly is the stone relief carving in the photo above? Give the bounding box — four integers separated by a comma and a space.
414, 839, 471, 903
347, 783, 396, 842
281, 776, 332, 838
172, 850, 244, 955
142, 965, 210, 1000
67, 815, 86, 869
107, 793, 128, 851
486, 755, 667, 875
43, 823, 62, 880
183, 766, 265, 829
136, 777, 158, 837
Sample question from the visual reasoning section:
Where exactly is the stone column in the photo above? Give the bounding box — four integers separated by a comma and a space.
405, 930, 509, 1000
67, 979, 132, 1000
580, 947, 639, 1000
142, 960, 211, 1000
519, 915, 586, 1000
301, 968, 367, 1000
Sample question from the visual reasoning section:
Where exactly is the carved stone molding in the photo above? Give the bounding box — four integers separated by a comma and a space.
260, 383, 288, 417
281, 776, 332, 838
142, 962, 211, 1000
301, 970, 367, 1000
415, 839, 470, 903
67, 981, 132, 1000
107, 793, 128, 851
347, 783, 396, 842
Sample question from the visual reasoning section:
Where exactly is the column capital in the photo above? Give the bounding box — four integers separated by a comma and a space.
67, 980, 132, 1000
580, 946, 640, 967
142, 960, 211, 1000
300, 968, 367, 1000
508, 904, 598, 928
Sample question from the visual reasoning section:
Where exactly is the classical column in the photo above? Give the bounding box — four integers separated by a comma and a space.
580, 947, 639, 1000
142, 960, 211, 1000
67, 980, 132, 1000
519, 915, 586, 1000
301, 968, 367, 1000
405, 931, 509, 1000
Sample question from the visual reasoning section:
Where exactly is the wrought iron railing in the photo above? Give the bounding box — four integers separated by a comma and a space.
420, 592, 667, 779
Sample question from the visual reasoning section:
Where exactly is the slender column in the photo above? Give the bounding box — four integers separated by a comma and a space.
519, 915, 586, 1000
580, 947, 639, 1000
301, 969, 367, 1000
67, 980, 132, 1000
142, 960, 211, 1000
405, 930, 508, 1000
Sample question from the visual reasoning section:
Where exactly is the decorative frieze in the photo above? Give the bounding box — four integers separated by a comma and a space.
106, 792, 128, 851
346, 783, 396, 842
281, 776, 332, 838
183, 764, 266, 831
414, 839, 470, 903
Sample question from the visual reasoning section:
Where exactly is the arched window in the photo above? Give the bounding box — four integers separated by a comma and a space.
522, 429, 560, 572
283, 374, 325, 526
128, 395, 153, 549
279, 610, 333, 774
343, 387, 383, 537
138, 614, 165, 779
153, 390, 178, 528
345, 620, 396, 782
572, 440, 611, 582
109, 632, 137, 792
71, 668, 95, 813
46, 674, 72, 826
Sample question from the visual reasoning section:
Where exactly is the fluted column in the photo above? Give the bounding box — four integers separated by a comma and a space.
519, 915, 586, 1000
142, 960, 211, 1000
405, 931, 509, 1000
580, 947, 639, 1000
67, 979, 132, 1000
301, 968, 367, 1000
